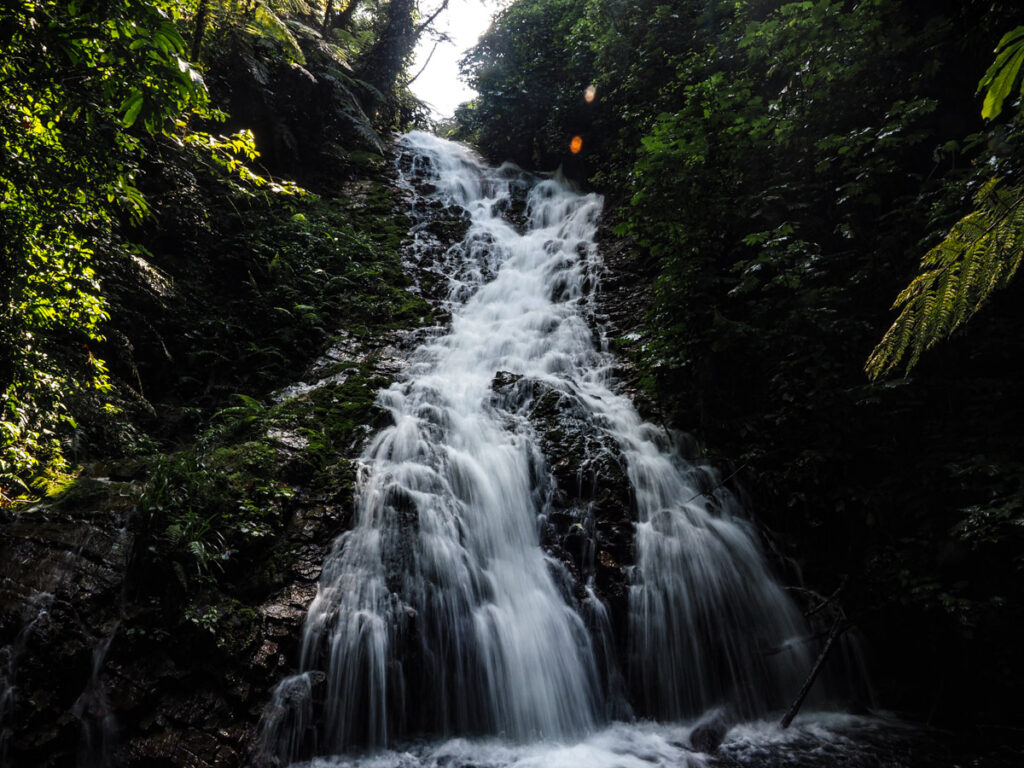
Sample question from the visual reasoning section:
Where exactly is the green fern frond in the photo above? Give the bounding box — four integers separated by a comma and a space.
187, 539, 208, 560
272, 0, 314, 14
249, 1, 307, 63
329, 79, 385, 150
165, 522, 186, 546
866, 178, 1024, 380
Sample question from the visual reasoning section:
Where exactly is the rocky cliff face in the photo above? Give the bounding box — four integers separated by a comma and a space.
0, 332, 413, 767
0, 492, 131, 765
0, 154, 433, 765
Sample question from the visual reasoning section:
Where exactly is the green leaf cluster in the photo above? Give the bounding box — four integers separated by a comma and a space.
980, 26, 1024, 120
0, 0, 336, 499
138, 437, 292, 587
1, 0, 210, 497
867, 178, 1024, 379
456, 0, 590, 169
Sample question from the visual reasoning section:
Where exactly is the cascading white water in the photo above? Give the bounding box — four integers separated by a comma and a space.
261, 132, 822, 765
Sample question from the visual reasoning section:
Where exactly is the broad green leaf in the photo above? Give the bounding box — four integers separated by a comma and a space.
982, 47, 1024, 119
979, 26, 1024, 119
121, 89, 144, 127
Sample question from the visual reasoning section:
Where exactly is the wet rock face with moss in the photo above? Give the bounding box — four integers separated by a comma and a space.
0, 496, 133, 766
102, 328, 427, 767
0, 342, 411, 767
398, 187, 472, 306
0, 137, 445, 764
490, 373, 635, 616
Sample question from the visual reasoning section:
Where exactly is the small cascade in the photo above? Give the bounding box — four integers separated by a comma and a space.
72, 628, 119, 768
0, 593, 54, 763
259, 132, 838, 765
626, 448, 810, 718
0, 503, 132, 766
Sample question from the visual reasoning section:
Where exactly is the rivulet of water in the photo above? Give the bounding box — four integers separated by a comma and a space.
0, 593, 54, 764
258, 132, 846, 767
72, 628, 119, 768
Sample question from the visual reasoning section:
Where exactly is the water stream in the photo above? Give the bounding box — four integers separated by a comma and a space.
260, 132, 870, 766
0, 593, 53, 764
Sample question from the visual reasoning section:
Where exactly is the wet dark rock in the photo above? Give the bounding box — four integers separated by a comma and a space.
491, 371, 524, 391
0, 500, 133, 766
690, 711, 731, 754
398, 179, 472, 307
489, 176, 532, 233
214, 743, 241, 767
493, 375, 636, 662
590, 226, 661, 421
0, 312, 421, 766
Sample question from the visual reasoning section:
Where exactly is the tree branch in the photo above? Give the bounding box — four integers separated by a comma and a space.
780, 614, 848, 729
414, 0, 450, 36
405, 40, 440, 86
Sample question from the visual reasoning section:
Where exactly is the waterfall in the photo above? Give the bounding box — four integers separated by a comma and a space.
260, 132, 822, 765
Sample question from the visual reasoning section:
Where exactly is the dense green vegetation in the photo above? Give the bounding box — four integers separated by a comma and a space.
1, 0, 210, 494
0, 0, 434, 680
459, 0, 1024, 734
1, 0, 433, 499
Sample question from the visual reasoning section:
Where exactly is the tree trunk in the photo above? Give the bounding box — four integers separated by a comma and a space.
780, 614, 847, 729
322, 0, 333, 33
190, 0, 210, 62
354, 0, 415, 117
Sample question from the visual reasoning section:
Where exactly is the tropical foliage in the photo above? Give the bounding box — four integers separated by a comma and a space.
866, 177, 1024, 379
1, 0, 438, 501
868, 26, 1024, 378
1, 0, 210, 496
980, 25, 1024, 121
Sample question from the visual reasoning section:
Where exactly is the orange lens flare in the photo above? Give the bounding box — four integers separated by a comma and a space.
570, 135, 583, 154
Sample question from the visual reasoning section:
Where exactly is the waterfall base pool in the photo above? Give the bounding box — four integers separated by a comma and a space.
289, 714, 953, 768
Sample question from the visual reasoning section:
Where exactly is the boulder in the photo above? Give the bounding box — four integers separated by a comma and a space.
689, 709, 731, 754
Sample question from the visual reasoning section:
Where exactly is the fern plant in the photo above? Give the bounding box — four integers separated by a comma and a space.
165, 509, 227, 581
866, 179, 1024, 379
193, 0, 319, 63
866, 27, 1024, 379
248, 0, 310, 63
